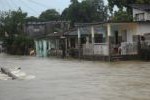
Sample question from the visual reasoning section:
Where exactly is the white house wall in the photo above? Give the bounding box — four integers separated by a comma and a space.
133, 8, 150, 21
48, 40, 56, 50
136, 23, 150, 35
127, 29, 133, 42
110, 23, 138, 42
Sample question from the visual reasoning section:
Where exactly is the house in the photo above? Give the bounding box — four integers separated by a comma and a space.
24, 21, 70, 37
64, 22, 139, 60
26, 4, 150, 60
63, 4, 150, 61
24, 21, 70, 57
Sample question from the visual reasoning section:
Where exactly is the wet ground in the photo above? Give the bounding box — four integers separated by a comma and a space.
0, 53, 150, 100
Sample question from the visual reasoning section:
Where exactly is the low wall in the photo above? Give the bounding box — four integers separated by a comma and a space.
82, 43, 109, 56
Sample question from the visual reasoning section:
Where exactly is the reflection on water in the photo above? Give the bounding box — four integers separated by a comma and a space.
0, 53, 150, 100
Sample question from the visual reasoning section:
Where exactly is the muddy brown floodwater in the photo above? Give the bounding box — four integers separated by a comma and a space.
0, 53, 150, 100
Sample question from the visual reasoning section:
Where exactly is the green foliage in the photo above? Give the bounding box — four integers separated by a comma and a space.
0, 8, 27, 37
25, 16, 38, 22
39, 9, 60, 21
108, 0, 150, 22
61, 0, 108, 25
108, 0, 150, 13
4, 36, 34, 55
112, 10, 133, 22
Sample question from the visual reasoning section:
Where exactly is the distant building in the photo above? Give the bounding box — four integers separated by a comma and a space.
24, 21, 70, 37
132, 4, 150, 21
24, 21, 70, 57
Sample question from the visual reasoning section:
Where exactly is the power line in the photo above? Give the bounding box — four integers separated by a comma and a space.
0, 0, 52, 16
5, 0, 15, 10
10, 0, 19, 9
16, 0, 39, 15
27, 0, 50, 8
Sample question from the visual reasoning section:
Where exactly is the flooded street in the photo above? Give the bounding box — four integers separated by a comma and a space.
0, 54, 150, 100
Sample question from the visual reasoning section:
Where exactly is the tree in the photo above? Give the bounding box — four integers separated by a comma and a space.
25, 16, 38, 22
61, 0, 108, 26
39, 9, 60, 21
4, 35, 34, 55
112, 10, 133, 22
108, 0, 150, 13
0, 8, 27, 36
107, 0, 150, 22
70, 0, 78, 4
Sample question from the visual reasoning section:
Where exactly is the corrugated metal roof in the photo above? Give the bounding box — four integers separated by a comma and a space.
64, 25, 106, 36
131, 4, 150, 11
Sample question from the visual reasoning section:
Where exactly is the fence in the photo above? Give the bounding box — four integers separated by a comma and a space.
120, 42, 138, 55
82, 43, 109, 56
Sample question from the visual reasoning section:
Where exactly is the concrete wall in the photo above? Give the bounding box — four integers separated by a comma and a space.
25, 24, 45, 37
136, 23, 150, 35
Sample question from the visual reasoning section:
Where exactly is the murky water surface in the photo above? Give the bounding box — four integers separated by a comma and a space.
0, 53, 150, 100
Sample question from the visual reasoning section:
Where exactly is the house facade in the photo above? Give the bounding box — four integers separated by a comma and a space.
64, 4, 150, 61
65, 22, 139, 60
24, 21, 70, 57
25, 4, 150, 61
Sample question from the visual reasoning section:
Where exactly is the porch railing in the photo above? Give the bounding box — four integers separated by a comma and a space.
82, 43, 109, 56
120, 42, 138, 55
141, 41, 150, 49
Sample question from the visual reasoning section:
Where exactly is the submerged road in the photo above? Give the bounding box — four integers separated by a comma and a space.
0, 53, 150, 100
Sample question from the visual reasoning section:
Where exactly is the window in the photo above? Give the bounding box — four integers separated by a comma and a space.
95, 34, 103, 43
135, 13, 145, 21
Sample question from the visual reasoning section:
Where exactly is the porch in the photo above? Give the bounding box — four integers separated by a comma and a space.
76, 22, 139, 61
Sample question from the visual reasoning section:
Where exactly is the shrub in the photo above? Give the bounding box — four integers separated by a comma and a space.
3, 36, 34, 55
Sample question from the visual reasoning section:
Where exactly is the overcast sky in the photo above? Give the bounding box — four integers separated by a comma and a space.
0, 0, 108, 17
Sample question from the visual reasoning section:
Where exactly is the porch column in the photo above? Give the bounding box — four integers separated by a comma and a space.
107, 23, 112, 61
65, 38, 68, 57
35, 40, 39, 56
91, 26, 95, 56
91, 26, 95, 45
39, 40, 42, 57
68, 38, 71, 48
43, 40, 47, 57
77, 27, 81, 59
56, 39, 58, 56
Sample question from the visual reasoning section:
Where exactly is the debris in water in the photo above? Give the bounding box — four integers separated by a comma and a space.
0, 67, 35, 80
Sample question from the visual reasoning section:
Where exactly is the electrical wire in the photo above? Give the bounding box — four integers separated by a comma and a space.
27, 0, 50, 8
0, 0, 53, 16
16, 0, 39, 15
5, 0, 15, 10
10, 0, 19, 9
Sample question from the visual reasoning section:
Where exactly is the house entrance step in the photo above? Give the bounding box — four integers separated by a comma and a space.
111, 56, 123, 61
